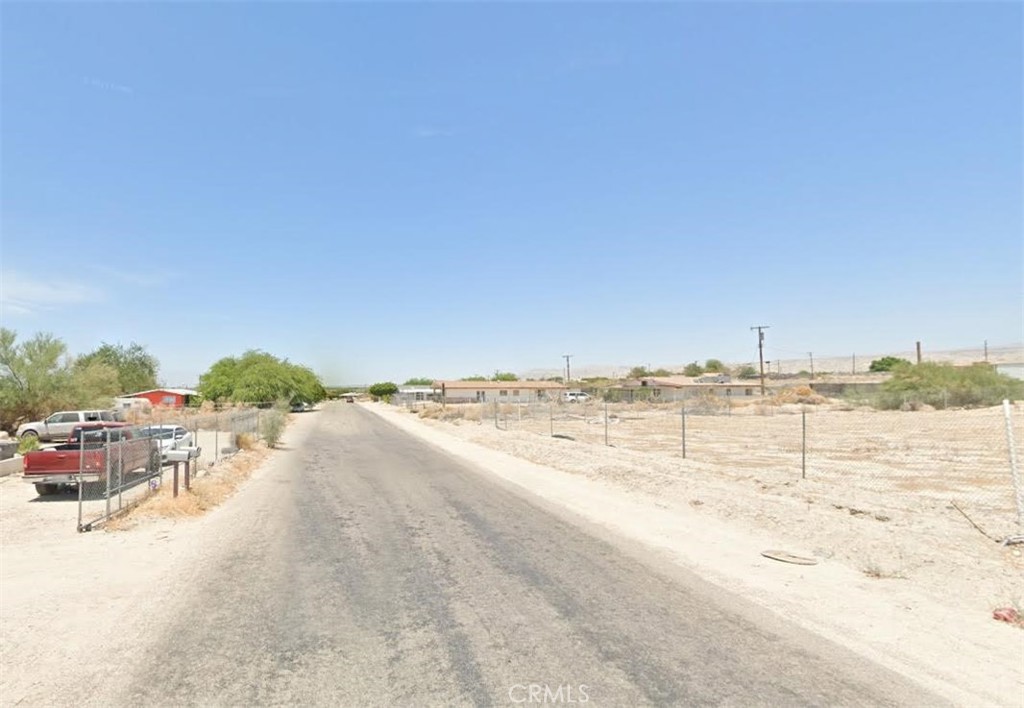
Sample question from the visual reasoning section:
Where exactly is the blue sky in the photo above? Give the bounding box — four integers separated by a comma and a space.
2, 2, 1021, 386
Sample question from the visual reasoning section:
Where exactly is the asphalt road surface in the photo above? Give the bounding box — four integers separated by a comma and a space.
116, 404, 942, 706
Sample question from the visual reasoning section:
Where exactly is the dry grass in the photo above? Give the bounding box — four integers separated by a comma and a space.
771, 385, 829, 406
418, 403, 482, 422
861, 562, 907, 580
106, 443, 273, 529
236, 432, 256, 450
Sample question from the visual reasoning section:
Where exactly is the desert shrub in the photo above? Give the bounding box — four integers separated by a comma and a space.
704, 359, 730, 374
367, 382, 398, 401
462, 405, 483, 422
260, 409, 287, 448
683, 362, 704, 377
685, 390, 730, 415
876, 362, 1023, 410
736, 365, 758, 379
869, 356, 912, 373
17, 436, 40, 455
772, 385, 827, 405
235, 432, 256, 450
418, 404, 465, 421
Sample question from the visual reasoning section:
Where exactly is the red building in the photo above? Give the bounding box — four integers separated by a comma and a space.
125, 388, 198, 408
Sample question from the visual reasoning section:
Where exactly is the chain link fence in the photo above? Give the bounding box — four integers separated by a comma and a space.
416, 398, 1024, 541
57, 408, 265, 531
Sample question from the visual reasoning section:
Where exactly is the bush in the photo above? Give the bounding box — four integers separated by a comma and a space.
704, 359, 729, 374
869, 356, 912, 373
876, 362, 1024, 410
17, 436, 40, 455
260, 410, 287, 448
683, 363, 704, 377
736, 365, 758, 379
367, 382, 399, 401
235, 432, 256, 450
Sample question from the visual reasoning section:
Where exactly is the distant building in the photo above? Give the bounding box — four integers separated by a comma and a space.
123, 388, 199, 408
609, 377, 757, 401
434, 380, 564, 404
393, 386, 440, 404
695, 373, 732, 384
996, 363, 1024, 381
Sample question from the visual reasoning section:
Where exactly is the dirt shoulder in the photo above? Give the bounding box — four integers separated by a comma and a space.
0, 411, 322, 707
365, 402, 1024, 707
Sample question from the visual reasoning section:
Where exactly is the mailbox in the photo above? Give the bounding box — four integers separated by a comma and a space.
165, 446, 201, 463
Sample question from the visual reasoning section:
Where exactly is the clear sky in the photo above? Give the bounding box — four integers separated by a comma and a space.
1, 2, 1021, 386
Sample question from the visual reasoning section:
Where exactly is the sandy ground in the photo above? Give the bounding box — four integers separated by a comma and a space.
1, 402, 1021, 706
368, 402, 1024, 707
0, 415, 318, 707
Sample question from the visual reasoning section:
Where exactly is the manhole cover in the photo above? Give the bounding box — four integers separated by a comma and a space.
761, 550, 818, 565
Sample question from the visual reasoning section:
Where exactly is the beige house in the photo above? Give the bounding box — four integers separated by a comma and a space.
434, 380, 564, 404
610, 377, 760, 402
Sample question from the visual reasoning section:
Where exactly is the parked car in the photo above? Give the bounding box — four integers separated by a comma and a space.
135, 425, 193, 460
16, 410, 116, 442
561, 391, 592, 403
22, 423, 158, 496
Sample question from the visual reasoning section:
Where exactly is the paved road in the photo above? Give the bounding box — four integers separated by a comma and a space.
118, 404, 941, 706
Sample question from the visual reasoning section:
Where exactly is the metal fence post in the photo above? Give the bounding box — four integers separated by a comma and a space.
604, 400, 609, 446
104, 429, 112, 518
117, 433, 124, 510
801, 408, 807, 480
549, 403, 554, 437
214, 414, 219, 464
681, 404, 687, 459
1003, 400, 1023, 532
77, 430, 86, 532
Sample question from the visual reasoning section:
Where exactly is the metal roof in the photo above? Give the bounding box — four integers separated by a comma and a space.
124, 388, 199, 397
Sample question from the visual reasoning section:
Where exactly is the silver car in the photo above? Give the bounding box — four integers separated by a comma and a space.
17, 410, 116, 441
135, 425, 193, 460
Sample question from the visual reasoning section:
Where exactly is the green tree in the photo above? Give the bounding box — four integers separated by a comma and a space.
492, 372, 518, 381
72, 360, 121, 406
75, 342, 158, 394
736, 365, 758, 379
403, 377, 434, 386
461, 375, 488, 381
683, 362, 704, 377
879, 362, 1023, 409
869, 356, 912, 373
367, 382, 399, 401
704, 359, 729, 374
628, 366, 651, 379
0, 329, 74, 431
197, 350, 327, 405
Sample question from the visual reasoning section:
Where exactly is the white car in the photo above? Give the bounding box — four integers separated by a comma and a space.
136, 425, 193, 460
562, 391, 592, 403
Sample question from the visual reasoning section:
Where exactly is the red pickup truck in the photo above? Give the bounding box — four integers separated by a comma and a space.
23, 423, 158, 496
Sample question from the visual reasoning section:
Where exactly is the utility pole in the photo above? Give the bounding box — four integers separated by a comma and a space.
852, 354, 856, 374
750, 325, 770, 396
809, 352, 814, 380
984, 340, 989, 363
562, 354, 573, 384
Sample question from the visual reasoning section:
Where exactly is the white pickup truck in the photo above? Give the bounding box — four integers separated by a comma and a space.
17, 410, 117, 442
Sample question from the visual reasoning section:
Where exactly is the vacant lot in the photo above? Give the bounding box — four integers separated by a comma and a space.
404, 400, 1024, 615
